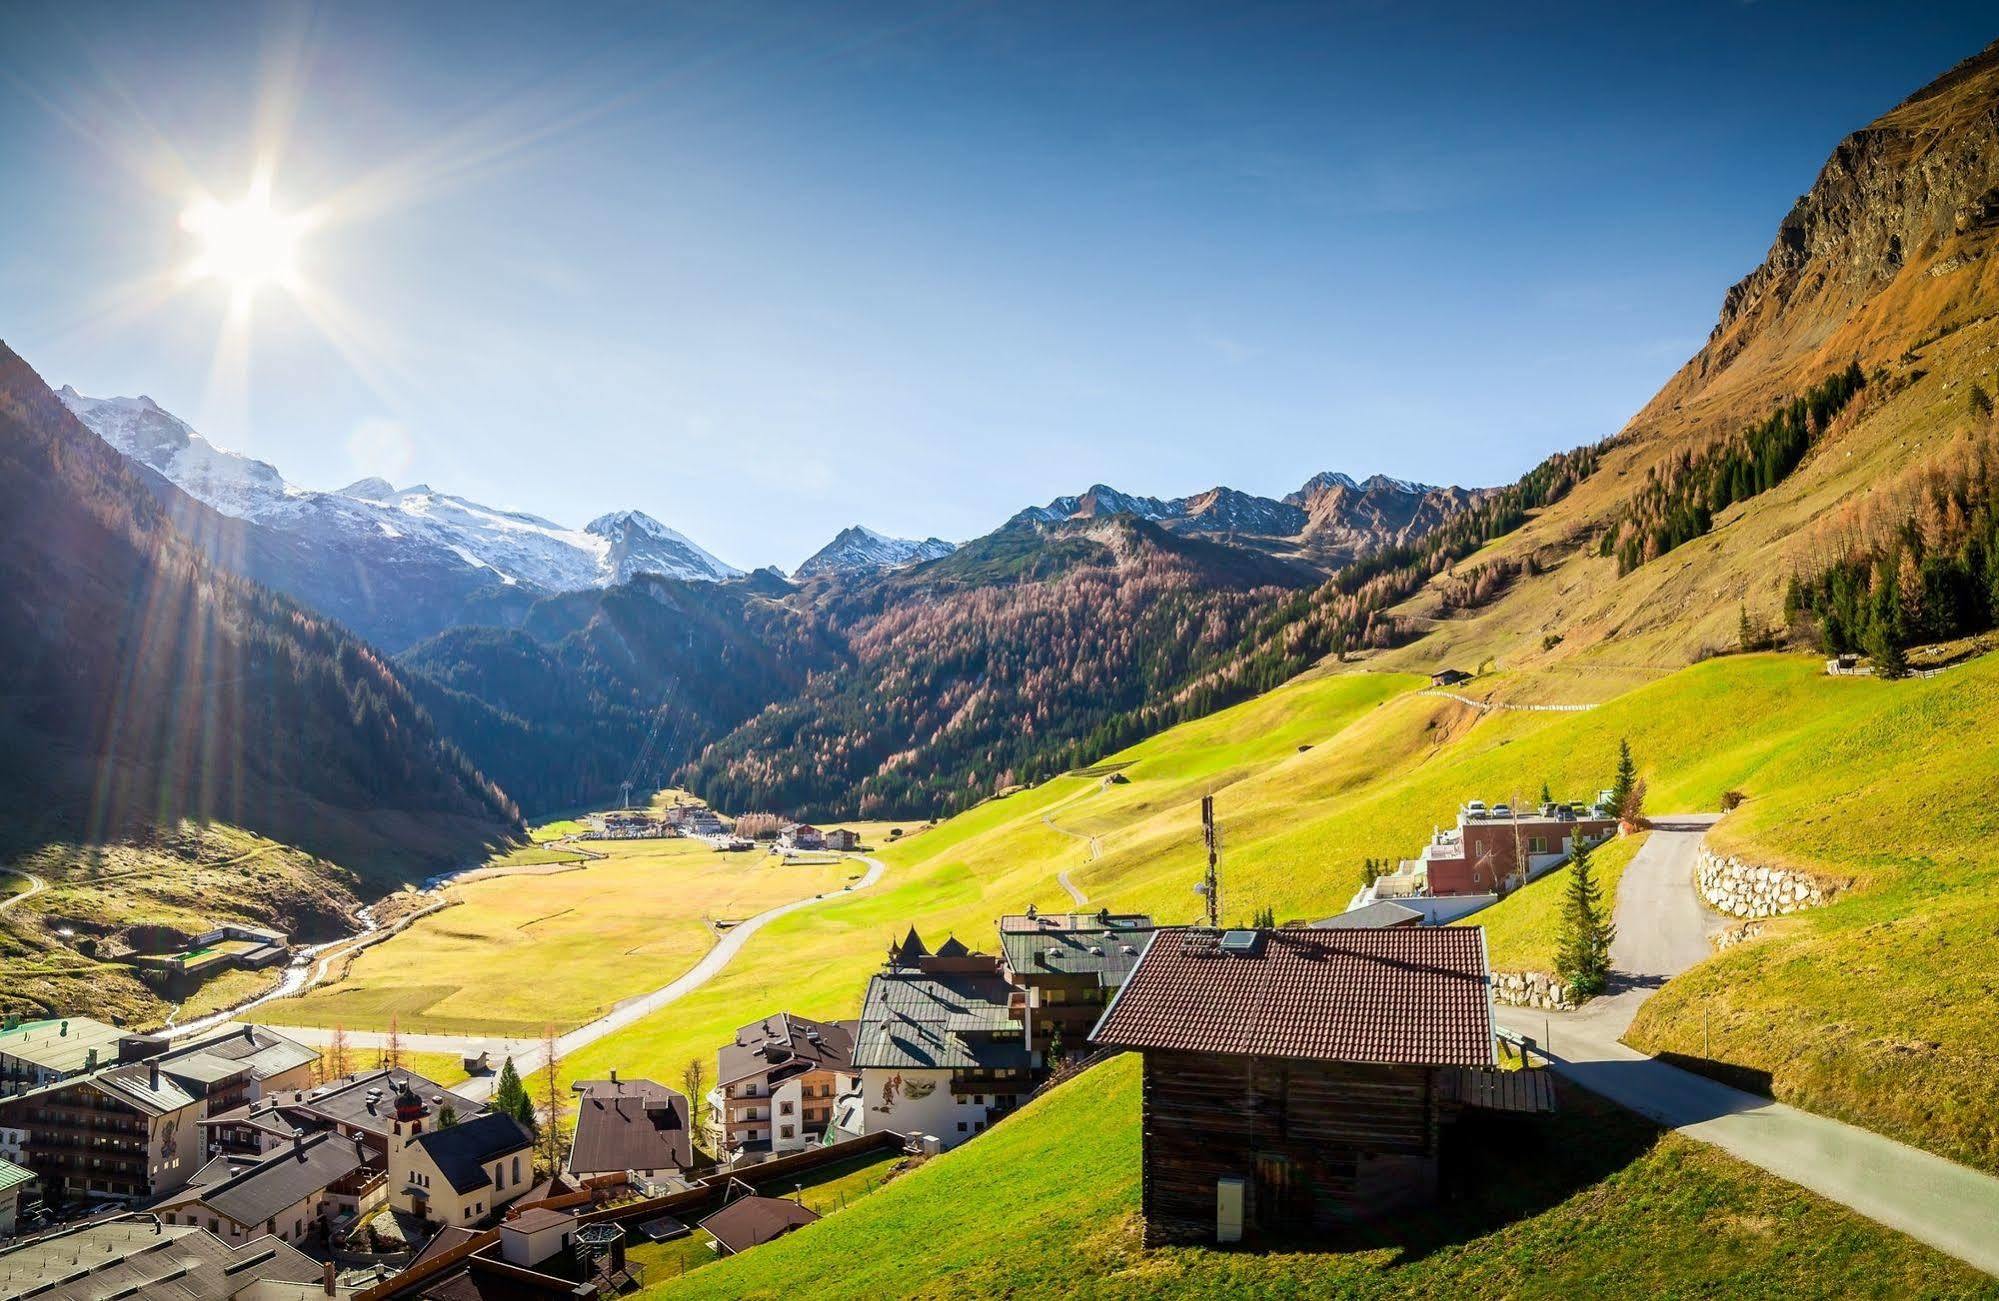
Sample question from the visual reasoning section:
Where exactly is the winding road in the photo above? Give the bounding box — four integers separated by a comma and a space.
265, 855, 889, 1101
1042, 814, 1097, 905
1494, 817, 1999, 1277
0, 868, 45, 913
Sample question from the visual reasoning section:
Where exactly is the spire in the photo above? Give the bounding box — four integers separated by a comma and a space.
890, 926, 929, 965
935, 935, 970, 958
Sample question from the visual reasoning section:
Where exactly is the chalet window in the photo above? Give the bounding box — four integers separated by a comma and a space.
512, 1156, 521, 1184
780, 1125, 794, 1139
779, 1101, 794, 1116
957, 1122, 967, 1132
1529, 837, 1548, 853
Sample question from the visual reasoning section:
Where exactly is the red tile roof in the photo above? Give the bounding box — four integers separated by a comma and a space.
1090, 927, 1494, 1068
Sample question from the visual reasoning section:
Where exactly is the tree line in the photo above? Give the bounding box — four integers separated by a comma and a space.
1784, 415, 1999, 674
1600, 363, 1867, 575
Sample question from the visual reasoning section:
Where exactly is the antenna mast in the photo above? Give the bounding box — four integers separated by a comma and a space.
1201, 795, 1220, 929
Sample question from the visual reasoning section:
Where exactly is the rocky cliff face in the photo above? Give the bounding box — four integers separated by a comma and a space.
1662, 39, 1999, 404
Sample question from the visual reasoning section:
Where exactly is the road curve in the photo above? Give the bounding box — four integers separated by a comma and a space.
0, 869, 45, 914
1057, 871, 1089, 906
267, 855, 889, 1101
1496, 817, 1999, 1277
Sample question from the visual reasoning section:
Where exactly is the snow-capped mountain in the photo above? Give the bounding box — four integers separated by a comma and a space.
58, 387, 742, 647
794, 525, 957, 579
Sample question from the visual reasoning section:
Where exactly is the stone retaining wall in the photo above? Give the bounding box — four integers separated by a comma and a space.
1695, 847, 1834, 918
1489, 970, 1575, 1010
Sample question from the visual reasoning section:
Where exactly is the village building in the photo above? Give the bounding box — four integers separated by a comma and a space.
777, 823, 825, 852
201, 1067, 488, 1158
1311, 899, 1424, 929
565, 1075, 692, 1188
1360, 799, 1618, 921
0, 1159, 30, 1239
0, 1015, 125, 1097
154, 1130, 380, 1248
711, 1014, 857, 1162
840, 929, 1033, 1148
1430, 668, 1473, 687
0, 1056, 206, 1202
698, 1193, 820, 1255
585, 810, 670, 840
131, 925, 293, 997
823, 828, 861, 852
0, 1023, 316, 1204
387, 1098, 536, 1229
0, 1214, 353, 1300
1093, 926, 1540, 1247
997, 909, 1155, 1066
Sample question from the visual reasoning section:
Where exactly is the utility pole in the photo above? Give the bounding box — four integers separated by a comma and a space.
1201, 795, 1220, 929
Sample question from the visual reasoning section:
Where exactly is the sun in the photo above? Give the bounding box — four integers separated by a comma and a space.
180, 181, 310, 300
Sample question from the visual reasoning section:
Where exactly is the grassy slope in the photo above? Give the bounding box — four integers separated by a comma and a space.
256, 838, 858, 1039
1470, 832, 1647, 973
564, 650, 1999, 1176
648, 1055, 1992, 1300
0, 822, 382, 1029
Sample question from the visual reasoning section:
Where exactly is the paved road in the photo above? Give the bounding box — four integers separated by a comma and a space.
266, 855, 890, 1100
1495, 816, 1999, 1276
0, 869, 45, 913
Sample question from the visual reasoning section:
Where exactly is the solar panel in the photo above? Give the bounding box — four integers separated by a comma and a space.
1218, 929, 1263, 956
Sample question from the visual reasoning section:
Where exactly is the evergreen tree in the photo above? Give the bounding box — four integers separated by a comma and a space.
1555, 840, 1615, 999
1539, 780, 1553, 805
1866, 620, 1907, 679
1609, 739, 1636, 812
494, 1056, 536, 1133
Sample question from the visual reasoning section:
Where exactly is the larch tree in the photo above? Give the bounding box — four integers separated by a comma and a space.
536, 1026, 566, 1174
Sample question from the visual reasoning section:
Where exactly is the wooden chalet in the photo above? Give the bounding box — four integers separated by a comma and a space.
1092, 925, 1538, 1247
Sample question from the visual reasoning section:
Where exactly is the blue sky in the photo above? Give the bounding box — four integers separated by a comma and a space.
2, 2, 1993, 570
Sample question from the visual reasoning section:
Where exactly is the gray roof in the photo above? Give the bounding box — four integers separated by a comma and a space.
157, 1024, 317, 1092
0, 1217, 327, 1300
409, 1111, 534, 1195
699, 1195, 819, 1255
0, 1017, 123, 1076
163, 1132, 367, 1228
0, 1160, 30, 1194
716, 1013, 856, 1087
278, 1067, 487, 1138
853, 969, 1030, 1072
565, 1080, 691, 1176
999, 922, 1154, 987
1311, 900, 1425, 929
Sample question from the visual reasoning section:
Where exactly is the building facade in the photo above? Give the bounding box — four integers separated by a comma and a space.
712, 1014, 857, 1160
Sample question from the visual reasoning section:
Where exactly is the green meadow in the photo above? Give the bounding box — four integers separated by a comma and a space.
643, 1054, 1991, 1300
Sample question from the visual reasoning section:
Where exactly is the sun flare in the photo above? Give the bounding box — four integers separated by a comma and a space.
180, 181, 309, 299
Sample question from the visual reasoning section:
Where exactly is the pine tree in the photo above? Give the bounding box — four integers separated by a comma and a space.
1866, 620, 1907, 679
1539, 780, 1553, 805
1609, 739, 1636, 813
1555, 840, 1615, 999
494, 1056, 536, 1133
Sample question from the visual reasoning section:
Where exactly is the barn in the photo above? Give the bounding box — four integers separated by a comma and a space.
1091, 925, 1523, 1247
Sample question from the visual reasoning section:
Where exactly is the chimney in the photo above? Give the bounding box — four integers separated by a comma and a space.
149, 1060, 159, 1090
293, 1132, 305, 1158
610, 1068, 619, 1092
323, 1260, 337, 1295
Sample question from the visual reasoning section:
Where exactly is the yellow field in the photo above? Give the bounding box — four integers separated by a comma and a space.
255, 838, 862, 1039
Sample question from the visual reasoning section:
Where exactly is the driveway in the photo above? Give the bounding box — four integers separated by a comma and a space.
1494, 816, 1999, 1276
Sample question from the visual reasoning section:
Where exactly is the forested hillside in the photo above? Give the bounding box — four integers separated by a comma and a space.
402, 573, 841, 814
682, 516, 1310, 818
0, 342, 519, 862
